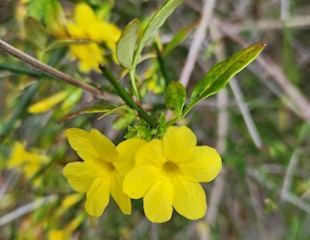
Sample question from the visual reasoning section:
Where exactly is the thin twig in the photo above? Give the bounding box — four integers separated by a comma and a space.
222, 15, 310, 34
219, 23, 310, 121
179, 0, 216, 87
282, 192, 310, 215
229, 78, 264, 148
0, 39, 114, 101
0, 195, 57, 227
281, 150, 300, 200
281, 0, 290, 20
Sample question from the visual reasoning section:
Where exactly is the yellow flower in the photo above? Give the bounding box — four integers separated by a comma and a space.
7, 142, 44, 180
66, 3, 121, 72
63, 128, 145, 217
123, 126, 222, 223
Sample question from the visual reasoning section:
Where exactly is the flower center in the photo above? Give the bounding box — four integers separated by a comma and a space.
105, 162, 115, 172
162, 161, 180, 175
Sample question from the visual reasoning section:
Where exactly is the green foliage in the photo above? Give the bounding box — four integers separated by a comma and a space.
132, 0, 184, 67
165, 81, 186, 116
116, 19, 140, 69
183, 43, 265, 116
24, 17, 48, 50
163, 21, 198, 56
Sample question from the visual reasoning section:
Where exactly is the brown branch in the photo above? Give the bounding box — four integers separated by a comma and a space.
0, 39, 115, 101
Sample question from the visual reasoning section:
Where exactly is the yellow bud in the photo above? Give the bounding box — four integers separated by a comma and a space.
28, 91, 68, 113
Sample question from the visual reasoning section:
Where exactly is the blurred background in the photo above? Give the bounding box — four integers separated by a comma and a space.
0, 0, 310, 239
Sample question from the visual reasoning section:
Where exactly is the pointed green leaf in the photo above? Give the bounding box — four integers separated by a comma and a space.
133, 0, 184, 66
116, 19, 140, 69
163, 20, 198, 56
183, 43, 265, 116
98, 105, 129, 120
165, 81, 186, 116
59, 105, 116, 122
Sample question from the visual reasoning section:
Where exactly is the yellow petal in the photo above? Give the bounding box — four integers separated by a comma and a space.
23, 161, 41, 178
63, 162, 98, 193
92, 22, 121, 43
28, 91, 68, 113
135, 139, 166, 167
163, 126, 196, 163
123, 166, 161, 199
179, 146, 222, 182
66, 128, 98, 162
67, 22, 84, 38
7, 142, 27, 168
69, 43, 103, 73
110, 174, 131, 215
172, 176, 207, 220
115, 138, 146, 176
85, 176, 110, 217
89, 129, 118, 162
74, 3, 97, 33
144, 179, 173, 223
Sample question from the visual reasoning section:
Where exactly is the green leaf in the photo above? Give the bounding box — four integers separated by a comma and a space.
183, 43, 265, 116
116, 19, 140, 69
133, 0, 184, 67
26, 0, 47, 20
165, 81, 186, 116
44, 0, 68, 38
163, 20, 198, 56
24, 17, 48, 50
59, 105, 116, 122
26, 0, 67, 38
112, 109, 136, 130
97, 105, 129, 120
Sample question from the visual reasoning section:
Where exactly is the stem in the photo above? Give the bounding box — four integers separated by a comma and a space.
166, 117, 181, 126
0, 39, 107, 100
130, 69, 140, 101
153, 42, 169, 87
99, 65, 157, 128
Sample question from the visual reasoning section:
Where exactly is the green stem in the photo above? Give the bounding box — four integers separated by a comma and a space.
153, 42, 169, 87
166, 117, 181, 126
130, 69, 140, 101
99, 65, 157, 128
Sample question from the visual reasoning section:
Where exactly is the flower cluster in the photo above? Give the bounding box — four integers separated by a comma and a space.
45, 3, 121, 72
63, 126, 222, 223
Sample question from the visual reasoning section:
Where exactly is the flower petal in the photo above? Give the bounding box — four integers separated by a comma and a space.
179, 146, 222, 182
135, 139, 166, 167
74, 3, 97, 33
144, 179, 173, 223
7, 142, 27, 168
85, 177, 110, 217
110, 174, 131, 215
123, 166, 161, 199
69, 44, 104, 73
172, 176, 207, 220
63, 162, 98, 193
66, 128, 98, 162
163, 126, 196, 163
89, 129, 118, 163
115, 138, 146, 176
